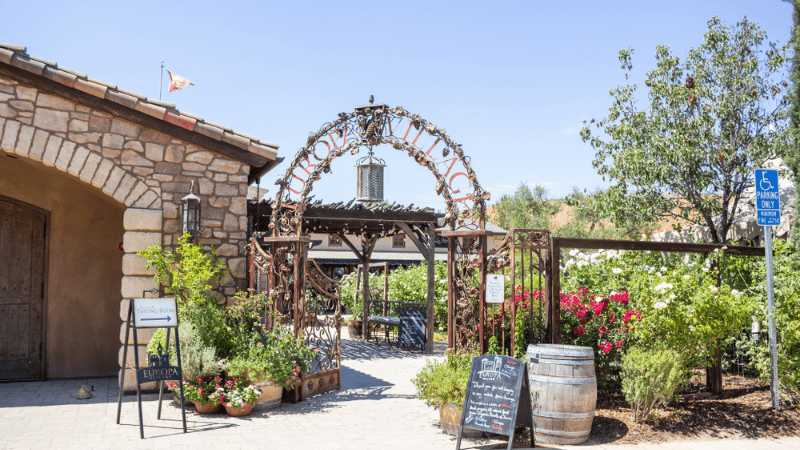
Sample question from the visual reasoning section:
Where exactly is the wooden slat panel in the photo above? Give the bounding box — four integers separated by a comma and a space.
14, 305, 30, 359
13, 218, 33, 300
29, 215, 44, 364
0, 305, 7, 359
0, 216, 9, 300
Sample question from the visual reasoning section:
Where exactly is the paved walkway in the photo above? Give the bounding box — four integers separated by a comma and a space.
1, 336, 799, 450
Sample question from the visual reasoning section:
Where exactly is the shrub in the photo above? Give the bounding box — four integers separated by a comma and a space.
170, 320, 222, 381
621, 347, 686, 422
412, 349, 475, 409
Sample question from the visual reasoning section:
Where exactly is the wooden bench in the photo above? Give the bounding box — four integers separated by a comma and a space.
366, 300, 427, 352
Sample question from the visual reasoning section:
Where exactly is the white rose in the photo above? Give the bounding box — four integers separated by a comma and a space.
612, 268, 623, 274
654, 301, 668, 310
709, 286, 719, 293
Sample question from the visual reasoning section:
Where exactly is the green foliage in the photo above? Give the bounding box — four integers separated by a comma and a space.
621, 347, 687, 422
170, 320, 222, 381
494, 183, 557, 230
746, 239, 800, 403
582, 17, 789, 243
138, 232, 228, 311
228, 325, 315, 389
225, 291, 271, 351
788, 1, 800, 250
412, 350, 476, 409
183, 301, 235, 360
388, 262, 448, 325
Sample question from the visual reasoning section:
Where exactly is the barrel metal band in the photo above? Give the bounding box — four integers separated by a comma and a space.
528, 358, 594, 365
528, 374, 597, 385
532, 409, 595, 419
534, 428, 592, 437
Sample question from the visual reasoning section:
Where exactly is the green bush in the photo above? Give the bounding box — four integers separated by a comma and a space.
170, 320, 222, 381
621, 347, 686, 422
746, 239, 800, 404
411, 350, 475, 409
388, 262, 447, 325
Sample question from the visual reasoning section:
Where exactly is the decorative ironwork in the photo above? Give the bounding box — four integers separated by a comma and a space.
269, 104, 490, 236
449, 235, 484, 349
303, 258, 341, 392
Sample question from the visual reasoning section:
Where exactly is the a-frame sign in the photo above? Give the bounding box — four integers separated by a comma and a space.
116, 294, 187, 439
456, 355, 534, 450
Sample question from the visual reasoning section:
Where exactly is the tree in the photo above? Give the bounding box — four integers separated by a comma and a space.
785, 0, 800, 250
493, 183, 556, 231
582, 17, 789, 243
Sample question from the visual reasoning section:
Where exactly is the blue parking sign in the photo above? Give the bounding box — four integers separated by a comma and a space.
755, 169, 780, 226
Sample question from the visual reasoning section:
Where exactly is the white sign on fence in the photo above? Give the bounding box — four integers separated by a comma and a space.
133, 298, 178, 328
486, 274, 505, 304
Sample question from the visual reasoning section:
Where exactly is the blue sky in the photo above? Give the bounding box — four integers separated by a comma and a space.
3, 0, 794, 211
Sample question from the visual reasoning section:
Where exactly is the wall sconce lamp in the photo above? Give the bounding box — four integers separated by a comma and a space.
181, 180, 201, 239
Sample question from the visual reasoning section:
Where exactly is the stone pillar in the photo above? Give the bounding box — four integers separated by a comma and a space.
119, 207, 162, 391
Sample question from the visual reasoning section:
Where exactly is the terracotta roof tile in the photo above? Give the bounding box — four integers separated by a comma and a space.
10, 54, 46, 75
0, 42, 279, 168
73, 78, 107, 98
42, 66, 76, 88
105, 89, 138, 109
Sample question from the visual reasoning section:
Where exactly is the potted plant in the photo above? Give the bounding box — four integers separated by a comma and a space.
170, 378, 224, 413
411, 349, 483, 438
216, 378, 261, 416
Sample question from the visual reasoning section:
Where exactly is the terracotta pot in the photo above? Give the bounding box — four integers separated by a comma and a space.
223, 401, 255, 417
439, 403, 484, 438
253, 380, 283, 411
193, 401, 220, 414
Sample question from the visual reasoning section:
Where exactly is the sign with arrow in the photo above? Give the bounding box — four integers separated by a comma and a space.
133, 298, 178, 328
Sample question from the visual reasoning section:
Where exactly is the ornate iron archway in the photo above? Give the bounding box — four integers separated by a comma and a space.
252, 100, 493, 399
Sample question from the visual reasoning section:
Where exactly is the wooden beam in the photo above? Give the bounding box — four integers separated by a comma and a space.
396, 222, 430, 260
439, 230, 489, 238
338, 233, 365, 264
425, 224, 436, 354
554, 237, 764, 256
0, 63, 270, 168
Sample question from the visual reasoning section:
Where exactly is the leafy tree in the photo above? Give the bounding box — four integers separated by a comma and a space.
582, 17, 789, 243
786, 0, 800, 250
493, 183, 556, 231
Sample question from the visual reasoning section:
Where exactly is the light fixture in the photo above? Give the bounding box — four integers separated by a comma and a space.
356, 149, 386, 203
181, 180, 201, 239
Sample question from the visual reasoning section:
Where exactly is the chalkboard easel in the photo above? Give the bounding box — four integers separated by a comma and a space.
456, 355, 534, 450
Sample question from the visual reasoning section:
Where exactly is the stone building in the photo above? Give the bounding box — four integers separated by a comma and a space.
0, 43, 280, 388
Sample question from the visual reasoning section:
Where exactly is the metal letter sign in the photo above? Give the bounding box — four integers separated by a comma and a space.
755, 169, 781, 226
117, 296, 186, 438
486, 274, 505, 304
134, 298, 178, 328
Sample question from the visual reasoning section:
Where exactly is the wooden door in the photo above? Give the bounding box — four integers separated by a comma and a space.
0, 196, 47, 380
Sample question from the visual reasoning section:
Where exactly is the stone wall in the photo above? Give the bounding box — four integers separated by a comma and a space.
1, 74, 253, 386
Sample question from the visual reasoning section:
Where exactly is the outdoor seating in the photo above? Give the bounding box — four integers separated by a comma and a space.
367, 299, 427, 352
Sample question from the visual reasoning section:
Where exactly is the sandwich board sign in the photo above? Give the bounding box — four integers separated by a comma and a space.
456, 355, 534, 449
116, 297, 186, 439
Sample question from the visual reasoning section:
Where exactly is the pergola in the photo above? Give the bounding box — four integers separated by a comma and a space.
249, 199, 440, 352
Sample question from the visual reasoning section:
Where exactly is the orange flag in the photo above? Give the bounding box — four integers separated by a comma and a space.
167, 70, 195, 92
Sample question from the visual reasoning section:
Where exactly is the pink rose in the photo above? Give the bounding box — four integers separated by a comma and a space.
197, 378, 202, 382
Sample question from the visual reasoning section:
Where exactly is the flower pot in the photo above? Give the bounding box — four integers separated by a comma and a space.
253, 380, 283, 411
439, 403, 484, 438
347, 320, 363, 339
222, 401, 255, 417
193, 401, 220, 414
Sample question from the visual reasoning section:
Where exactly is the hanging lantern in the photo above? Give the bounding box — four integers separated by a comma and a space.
181, 180, 201, 238
356, 150, 386, 203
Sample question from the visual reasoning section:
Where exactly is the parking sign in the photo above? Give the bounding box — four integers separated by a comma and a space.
755, 169, 780, 226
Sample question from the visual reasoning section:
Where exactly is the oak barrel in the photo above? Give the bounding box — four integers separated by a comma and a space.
527, 344, 596, 444
439, 403, 483, 438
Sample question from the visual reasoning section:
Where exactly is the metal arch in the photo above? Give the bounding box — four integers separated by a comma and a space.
269, 105, 490, 236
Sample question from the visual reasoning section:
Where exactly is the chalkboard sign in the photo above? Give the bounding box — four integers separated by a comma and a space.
398, 308, 426, 351
456, 355, 534, 450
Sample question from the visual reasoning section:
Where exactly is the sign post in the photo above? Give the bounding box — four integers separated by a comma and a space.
755, 168, 781, 410
116, 297, 187, 438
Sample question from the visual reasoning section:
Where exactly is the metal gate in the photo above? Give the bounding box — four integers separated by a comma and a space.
248, 237, 341, 401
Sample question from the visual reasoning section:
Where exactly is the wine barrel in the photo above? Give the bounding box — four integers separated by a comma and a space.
527, 344, 596, 445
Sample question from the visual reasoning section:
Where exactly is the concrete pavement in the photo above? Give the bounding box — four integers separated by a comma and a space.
1, 335, 798, 450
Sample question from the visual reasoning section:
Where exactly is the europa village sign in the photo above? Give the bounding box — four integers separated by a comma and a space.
116, 297, 187, 439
